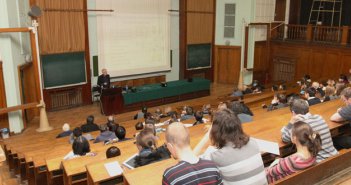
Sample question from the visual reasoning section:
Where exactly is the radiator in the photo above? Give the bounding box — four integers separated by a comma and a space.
50, 88, 83, 110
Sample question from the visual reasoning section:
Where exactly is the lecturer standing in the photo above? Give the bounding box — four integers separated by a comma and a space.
97, 68, 110, 89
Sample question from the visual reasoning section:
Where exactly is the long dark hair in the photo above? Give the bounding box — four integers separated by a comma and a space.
72, 136, 90, 156
210, 109, 249, 149
292, 121, 322, 157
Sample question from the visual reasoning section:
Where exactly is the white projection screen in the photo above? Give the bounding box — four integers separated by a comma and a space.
96, 0, 171, 77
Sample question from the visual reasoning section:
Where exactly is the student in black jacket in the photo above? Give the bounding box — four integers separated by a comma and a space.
81, 115, 99, 133
134, 129, 170, 167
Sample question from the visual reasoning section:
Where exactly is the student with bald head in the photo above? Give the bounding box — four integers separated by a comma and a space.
162, 123, 223, 185
97, 68, 110, 89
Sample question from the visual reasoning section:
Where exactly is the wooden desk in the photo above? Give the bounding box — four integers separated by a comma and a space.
123, 100, 349, 185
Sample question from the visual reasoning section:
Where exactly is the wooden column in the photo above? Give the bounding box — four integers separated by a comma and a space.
341, 26, 349, 46
306, 24, 313, 42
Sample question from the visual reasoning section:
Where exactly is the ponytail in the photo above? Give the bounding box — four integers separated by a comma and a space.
305, 132, 322, 157
292, 121, 322, 157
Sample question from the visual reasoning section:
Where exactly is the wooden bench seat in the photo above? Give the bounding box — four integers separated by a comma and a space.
275, 149, 351, 185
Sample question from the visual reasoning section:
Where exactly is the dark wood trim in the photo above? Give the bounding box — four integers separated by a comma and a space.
0, 28, 31, 33
179, 0, 187, 80
0, 103, 38, 115
244, 26, 249, 69
17, 65, 27, 129
210, 0, 216, 82
83, 0, 92, 104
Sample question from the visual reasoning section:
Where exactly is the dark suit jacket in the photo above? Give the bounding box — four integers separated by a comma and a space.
97, 74, 110, 88
307, 97, 321, 106
81, 123, 100, 133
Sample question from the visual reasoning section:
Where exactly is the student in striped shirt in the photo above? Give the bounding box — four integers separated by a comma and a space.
162, 122, 223, 185
281, 99, 338, 162
266, 121, 322, 183
194, 109, 268, 185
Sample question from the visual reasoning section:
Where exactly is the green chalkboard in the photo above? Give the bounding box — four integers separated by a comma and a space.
41, 52, 87, 88
187, 43, 212, 70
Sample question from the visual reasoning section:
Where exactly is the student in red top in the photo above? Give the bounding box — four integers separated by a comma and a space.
266, 121, 322, 183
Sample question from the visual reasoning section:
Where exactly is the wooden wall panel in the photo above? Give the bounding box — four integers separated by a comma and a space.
0, 62, 8, 129
270, 41, 351, 82
214, 46, 241, 84
253, 42, 269, 83
180, 0, 216, 81
295, 50, 311, 80
275, 0, 286, 21
187, 14, 213, 44
341, 55, 351, 74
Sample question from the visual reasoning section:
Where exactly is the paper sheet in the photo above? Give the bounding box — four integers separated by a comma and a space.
104, 161, 124, 177
252, 137, 280, 155
183, 124, 193, 128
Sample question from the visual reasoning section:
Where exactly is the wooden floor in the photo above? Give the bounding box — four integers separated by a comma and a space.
22, 83, 234, 136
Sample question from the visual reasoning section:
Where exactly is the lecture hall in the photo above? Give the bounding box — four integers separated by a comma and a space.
1, 0, 351, 185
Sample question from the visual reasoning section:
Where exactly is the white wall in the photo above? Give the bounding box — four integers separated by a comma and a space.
87, 0, 179, 86
0, 0, 31, 133
215, 0, 255, 84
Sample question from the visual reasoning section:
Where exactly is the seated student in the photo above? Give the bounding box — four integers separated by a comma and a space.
69, 127, 94, 144
242, 84, 253, 94
202, 104, 211, 115
168, 112, 179, 124
154, 108, 163, 117
81, 115, 99, 133
330, 88, 351, 149
134, 106, 148, 120
251, 80, 264, 93
281, 99, 338, 162
272, 84, 279, 92
115, 126, 129, 141
106, 116, 118, 132
106, 146, 121, 158
193, 111, 204, 126
135, 122, 144, 131
162, 123, 223, 185
305, 87, 321, 106
134, 129, 170, 167
94, 124, 117, 143
162, 106, 177, 118
327, 79, 336, 87
231, 86, 243, 97
180, 106, 194, 121
335, 82, 346, 97
279, 84, 287, 91
312, 81, 325, 97
324, 86, 336, 102
63, 136, 95, 160
266, 121, 321, 183
231, 101, 253, 123
217, 102, 228, 110
339, 74, 349, 85
267, 94, 288, 111
194, 109, 267, 184
56, 123, 72, 138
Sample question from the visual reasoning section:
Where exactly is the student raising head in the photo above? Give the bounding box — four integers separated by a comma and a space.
266, 121, 321, 183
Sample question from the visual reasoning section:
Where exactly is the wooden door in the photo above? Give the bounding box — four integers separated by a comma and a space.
18, 63, 39, 125
0, 62, 8, 129
215, 46, 241, 84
